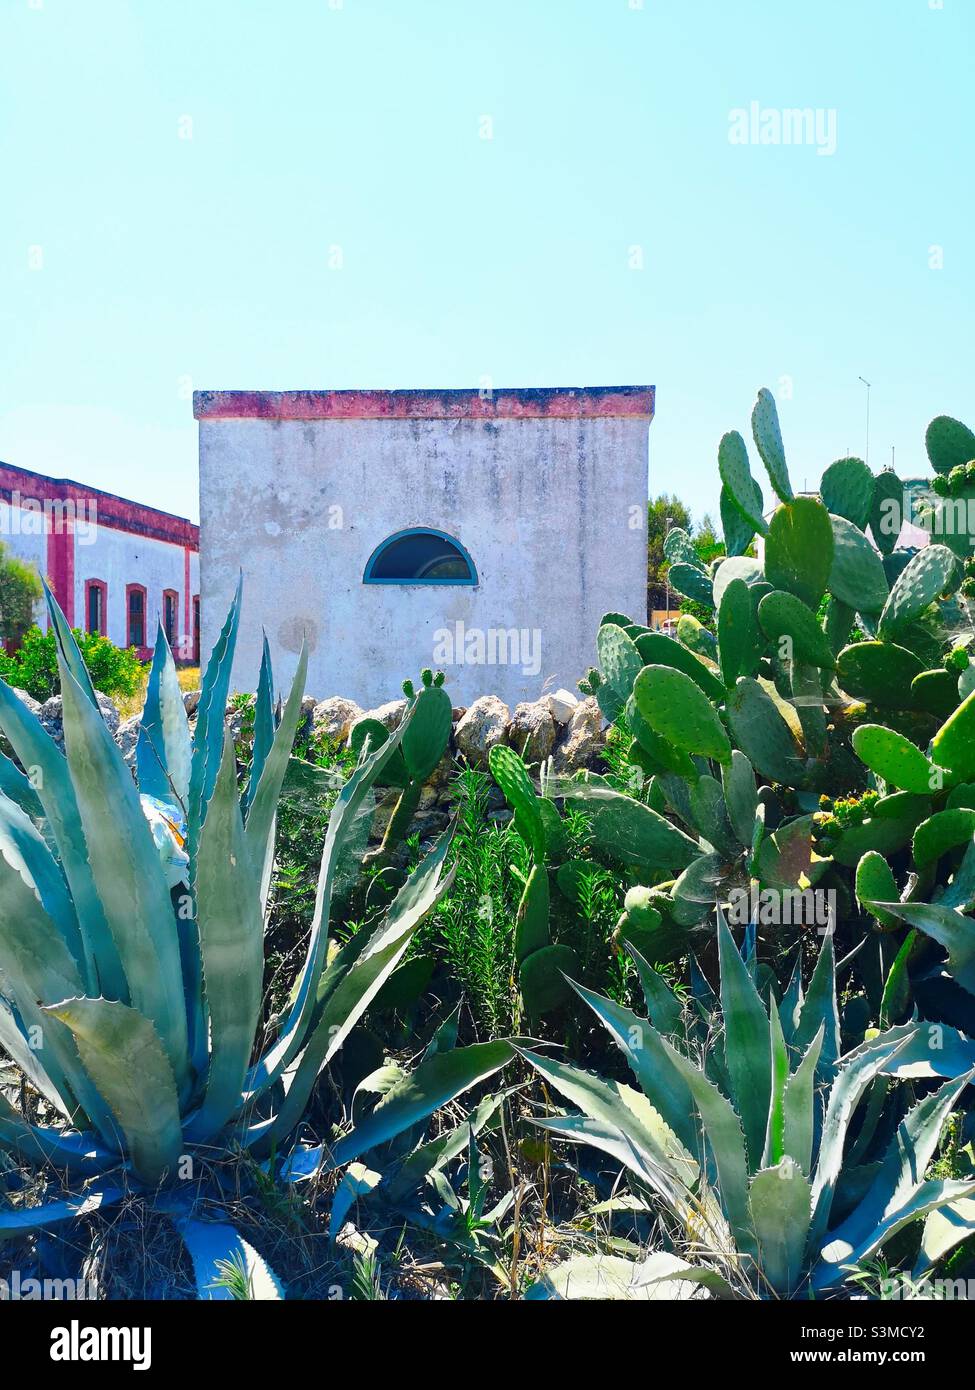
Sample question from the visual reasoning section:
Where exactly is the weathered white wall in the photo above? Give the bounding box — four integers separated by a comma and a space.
199, 407, 650, 706
74, 528, 199, 655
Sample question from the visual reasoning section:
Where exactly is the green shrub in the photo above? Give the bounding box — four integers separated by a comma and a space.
0, 623, 145, 702
0, 543, 43, 645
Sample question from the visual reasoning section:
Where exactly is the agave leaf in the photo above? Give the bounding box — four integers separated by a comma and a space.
243, 640, 309, 907
315, 1040, 513, 1173
794, 929, 840, 1075
653, 1031, 755, 1255
875, 901, 975, 997
762, 1005, 789, 1168
59, 658, 190, 1090
815, 1178, 975, 1292
44, 997, 184, 1185
328, 1163, 383, 1242
187, 572, 242, 868
914, 1194, 975, 1276
184, 738, 265, 1141
385, 1091, 506, 1202
0, 1185, 124, 1243
244, 716, 406, 1095
716, 911, 771, 1169
748, 1159, 812, 1295
0, 790, 89, 986
0, 826, 122, 1136
809, 1025, 922, 1245
245, 632, 276, 817
0, 678, 124, 1001
175, 1217, 285, 1300
247, 827, 456, 1148
625, 941, 684, 1037
137, 624, 192, 808
518, 1047, 699, 1208
42, 579, 99, 709
0, 995, 70, 1118
568, 979, 698, 1151
830, 1070, 974, 1257
0, 1091, 110, 1175
0, 748, 44, 820
526, 1252, 688, 1301
634, 1251, 737, 1299
780, 1024, 824, 1177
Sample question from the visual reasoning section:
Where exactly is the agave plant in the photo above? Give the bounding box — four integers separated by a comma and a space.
0, 583, 510, 1295
520, 914, 975, 1298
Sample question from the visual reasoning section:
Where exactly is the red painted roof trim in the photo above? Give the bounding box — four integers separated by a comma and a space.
193, 386, 655, 421
0, 462, 198, 548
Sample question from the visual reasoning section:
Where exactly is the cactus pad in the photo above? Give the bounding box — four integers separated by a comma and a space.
757, 590, 835, 669
633, 665, 732, 764
877, 544, 959, 640
851, 724, 939, 794
751, 387, 794, 502
764, 497, 834, 609
718, 430, 767, 533
828, 515, 889, 614
820, 457, 874, 530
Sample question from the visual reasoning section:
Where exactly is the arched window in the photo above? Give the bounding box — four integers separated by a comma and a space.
363, 529, 477, 586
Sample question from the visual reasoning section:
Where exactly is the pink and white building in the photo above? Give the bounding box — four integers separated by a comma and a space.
0, 461, 200, 662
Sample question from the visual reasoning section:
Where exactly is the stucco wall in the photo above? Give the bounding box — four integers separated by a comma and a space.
197, 389, 652, 707
74, 528, 200, 656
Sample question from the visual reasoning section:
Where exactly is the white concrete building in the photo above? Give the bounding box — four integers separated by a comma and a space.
195, 387, 653, 706
0, 461, 200, 660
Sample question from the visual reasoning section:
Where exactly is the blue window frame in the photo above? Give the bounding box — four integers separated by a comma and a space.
363, 528, 478, 585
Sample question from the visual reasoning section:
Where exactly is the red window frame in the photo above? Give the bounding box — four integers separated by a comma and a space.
192, 595, 200, 664
126, 583, 148, 652
84, 579, 107, 636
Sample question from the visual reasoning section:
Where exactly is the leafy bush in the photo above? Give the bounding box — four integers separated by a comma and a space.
0, 543, 43, 645
0, 623, 145, 702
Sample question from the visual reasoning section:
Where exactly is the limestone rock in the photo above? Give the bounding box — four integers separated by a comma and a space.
355, 699, 408, 734
12, 688, 42, 719
454, 696, 509, 767
546, 688, 580, 724
96, 693, 121, 738
312, 696, 363, 744
115, 714, 141, 770
551, 696, 605, 773
507, 699, 556, 764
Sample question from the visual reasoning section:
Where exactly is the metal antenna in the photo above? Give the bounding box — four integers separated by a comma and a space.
858, 376, 872, 465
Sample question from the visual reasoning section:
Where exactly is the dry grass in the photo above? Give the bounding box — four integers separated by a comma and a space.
112, 665, 201, 722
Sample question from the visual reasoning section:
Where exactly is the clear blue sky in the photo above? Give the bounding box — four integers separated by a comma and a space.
1, 0, 972, 526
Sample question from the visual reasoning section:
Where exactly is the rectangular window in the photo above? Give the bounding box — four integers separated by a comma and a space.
87, 583, 104, 635
193, 596, 200, 663
128, 588, 145, 648
163, 590, 178, 649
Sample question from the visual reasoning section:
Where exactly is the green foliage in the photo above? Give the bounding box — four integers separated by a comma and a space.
0, 543, 43, 645
488, 744, 578, 1017
0, 623, 145, 702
